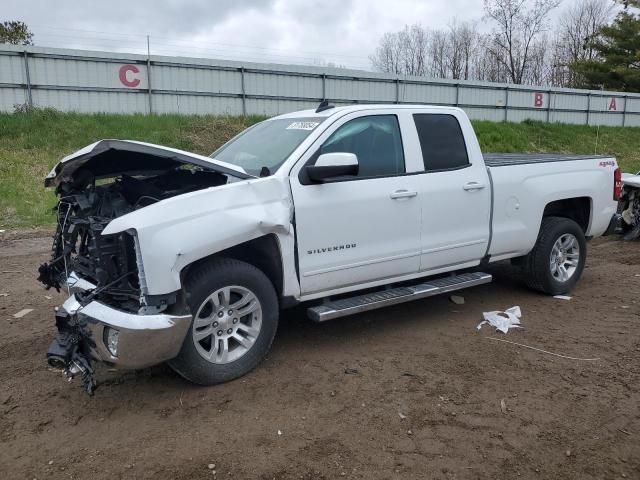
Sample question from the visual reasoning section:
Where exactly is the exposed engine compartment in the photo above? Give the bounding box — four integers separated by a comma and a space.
38, 166, 227, 311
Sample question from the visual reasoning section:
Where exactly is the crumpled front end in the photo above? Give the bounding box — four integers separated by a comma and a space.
39, 140, 236, 309
47, 283, 191, 394
41, 140, 295, 393
40, 140, 246, 393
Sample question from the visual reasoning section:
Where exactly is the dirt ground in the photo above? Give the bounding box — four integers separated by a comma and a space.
0, 232, 638, 480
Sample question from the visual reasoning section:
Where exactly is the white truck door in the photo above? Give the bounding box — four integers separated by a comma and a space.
290, 112, 423, 296
408, 112, 491, 271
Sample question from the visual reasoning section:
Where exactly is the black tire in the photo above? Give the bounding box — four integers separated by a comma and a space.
169, 258, 279, 385
522, 216, 587, 295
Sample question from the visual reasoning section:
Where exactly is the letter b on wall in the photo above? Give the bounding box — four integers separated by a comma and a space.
533, 92, 545, 108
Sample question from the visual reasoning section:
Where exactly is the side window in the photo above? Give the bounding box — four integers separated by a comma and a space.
413, 114, 469, 171
319, 115, 405, 178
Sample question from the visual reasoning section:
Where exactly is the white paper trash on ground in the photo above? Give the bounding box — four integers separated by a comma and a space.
477, 306, 522, 334
12, 308, 34, 319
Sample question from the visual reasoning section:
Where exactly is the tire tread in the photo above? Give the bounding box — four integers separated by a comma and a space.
522, 216, 586, 295
169, 257, 278, 386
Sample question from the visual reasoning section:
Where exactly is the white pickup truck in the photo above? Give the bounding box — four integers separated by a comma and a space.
40, 103, 621, 393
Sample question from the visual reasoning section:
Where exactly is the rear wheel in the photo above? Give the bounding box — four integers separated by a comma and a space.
522, 216, 587, 295
169, 258, 278, 385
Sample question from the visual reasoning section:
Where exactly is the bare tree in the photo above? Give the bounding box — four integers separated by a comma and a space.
428, 29, 448, 78
527, 36, 550, 85
472, 34, 511, 83
446, 20, 480, 80
369, 24, 429, 76
369, 21, 481, 80
369, 31, 404, 74
399, 25, 429, 76
551, 0, 614, 86
483, 0, 562, 84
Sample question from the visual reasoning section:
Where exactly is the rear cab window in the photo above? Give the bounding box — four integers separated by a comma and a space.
413, 114, 470, 172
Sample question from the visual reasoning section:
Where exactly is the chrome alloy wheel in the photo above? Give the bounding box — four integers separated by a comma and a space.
549, 233, 580, 283
192, 285, 262, 364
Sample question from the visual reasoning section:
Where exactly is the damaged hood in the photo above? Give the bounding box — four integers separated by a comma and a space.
45, 139, 254, 187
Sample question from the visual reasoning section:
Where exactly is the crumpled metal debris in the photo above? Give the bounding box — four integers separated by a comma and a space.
622, 191, 640, 240
621, 174, 640, 240
477, 306, 522, 334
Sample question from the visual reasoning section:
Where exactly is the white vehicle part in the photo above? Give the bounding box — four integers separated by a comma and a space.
315, 152, 358, 167
397, 108, 491, 271
289, 109, 424, 295
102, 177, 298, 297
487, 159, 618, 260
45, 139, 252, 187
622, 172, 640, 189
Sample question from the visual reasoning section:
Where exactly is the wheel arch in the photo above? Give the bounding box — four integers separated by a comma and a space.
180, 234, 285, 299
542, 196, 592, 233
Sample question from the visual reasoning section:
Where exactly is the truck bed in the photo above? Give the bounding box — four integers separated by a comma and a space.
484, 153, 610, 167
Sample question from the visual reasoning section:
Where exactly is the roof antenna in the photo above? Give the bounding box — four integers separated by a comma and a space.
315, 99, 335, 113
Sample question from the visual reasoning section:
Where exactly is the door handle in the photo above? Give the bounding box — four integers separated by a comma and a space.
463, 182, 486, 191
390, 189, 418, 199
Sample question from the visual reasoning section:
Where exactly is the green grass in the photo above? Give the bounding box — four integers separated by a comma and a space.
2, 111, 639, 228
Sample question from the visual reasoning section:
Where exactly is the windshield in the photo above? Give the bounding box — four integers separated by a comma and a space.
210, 117, 324, 176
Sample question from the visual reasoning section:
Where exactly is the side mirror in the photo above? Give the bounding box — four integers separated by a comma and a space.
306, 152, 359, 183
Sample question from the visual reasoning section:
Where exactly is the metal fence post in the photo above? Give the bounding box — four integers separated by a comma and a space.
395, 78, 400, 104
455, 82, 460, 107
321, 73, 326, 101
586, 94, 591, 126
546, 89, 552, 122
504, 86, 509, 122
23, 50, 33, 108
622, 95, 627, 127
240, 67, 247, 117
146, 36, 153, 114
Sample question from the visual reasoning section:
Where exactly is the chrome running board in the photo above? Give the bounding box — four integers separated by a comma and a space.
307, 272, 492, 322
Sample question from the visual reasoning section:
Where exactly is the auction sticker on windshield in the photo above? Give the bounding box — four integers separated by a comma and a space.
286, 121, 320, 130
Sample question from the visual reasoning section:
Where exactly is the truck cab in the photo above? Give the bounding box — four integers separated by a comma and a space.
285, 105, 491, 297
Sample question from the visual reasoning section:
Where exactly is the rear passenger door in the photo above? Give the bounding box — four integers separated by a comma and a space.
408, 111, 491, 272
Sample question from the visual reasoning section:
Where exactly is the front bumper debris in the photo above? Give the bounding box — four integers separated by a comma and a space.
47, 305, 98, 395
603, 213, 623, 236
48, 274, 192, 395
57, 295, 192, 369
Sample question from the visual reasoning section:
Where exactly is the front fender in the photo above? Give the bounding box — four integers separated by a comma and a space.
102, 177, 293, 295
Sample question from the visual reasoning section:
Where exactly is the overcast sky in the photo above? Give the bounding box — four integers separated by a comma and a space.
5, 0, 564, 70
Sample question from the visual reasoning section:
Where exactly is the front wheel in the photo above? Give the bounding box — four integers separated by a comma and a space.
169, 258, 279, 385
522, 216, 587, 295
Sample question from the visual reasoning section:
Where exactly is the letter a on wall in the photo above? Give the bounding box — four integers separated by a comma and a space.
607, 97, 617, 111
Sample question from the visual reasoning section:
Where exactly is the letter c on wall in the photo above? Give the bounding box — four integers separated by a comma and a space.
119, 64, 141, 88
